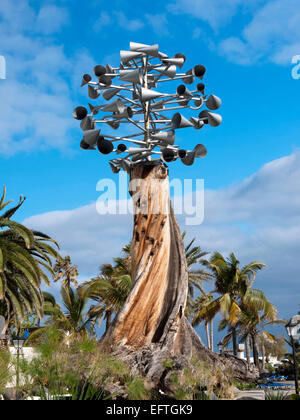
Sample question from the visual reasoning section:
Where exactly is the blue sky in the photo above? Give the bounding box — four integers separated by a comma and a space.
1, 0, 300, 340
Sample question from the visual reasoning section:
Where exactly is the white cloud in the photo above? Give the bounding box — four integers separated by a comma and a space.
145, 14, 170, 36
0, 1, 95, 156
24, 151, 300, 317
167, 0, 261, 30
114, 12, 144, 32
219, 0, 300, 65
36, 5, 69, 34
93, 11, 112, 32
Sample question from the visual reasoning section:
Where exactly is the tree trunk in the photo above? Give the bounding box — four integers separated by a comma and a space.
261, 343, 266, 371
245, 335, 251, 365
205, 322, 211, 350
251, 333, 260, 370
101, 162, 259, 388
232, 327, 238, 357
210, 319, 214, 352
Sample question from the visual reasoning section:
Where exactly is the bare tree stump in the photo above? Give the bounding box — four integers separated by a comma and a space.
102, 162, 259, 388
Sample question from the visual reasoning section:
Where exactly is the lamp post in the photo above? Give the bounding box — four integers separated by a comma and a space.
285, 315, 300, 395
13, 336, 25, 390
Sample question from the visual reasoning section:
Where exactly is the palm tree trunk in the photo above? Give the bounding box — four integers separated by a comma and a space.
245, 335, 251, 365
104, 311, 112, 335
261, 342, 266, 371
251, 333, 260, 369
205, 322, 210, 349
232, 327, 238, 356
210, 319, 214, 352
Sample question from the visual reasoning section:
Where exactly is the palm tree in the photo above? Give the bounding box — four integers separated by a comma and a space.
182, 232, 212, 315
219, 290, 281, 368
192, 293, 214, 350
54, 256, 79, 288
79, 250, 132, 335
0, 187, 61, 341
195, 252, 266, 355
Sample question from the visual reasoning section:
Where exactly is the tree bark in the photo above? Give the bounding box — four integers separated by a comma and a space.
101, 162, 259, 387
103, 162, 189, 350
245, 335, 251, 366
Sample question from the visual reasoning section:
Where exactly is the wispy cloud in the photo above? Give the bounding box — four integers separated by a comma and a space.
0, 0, 94, 156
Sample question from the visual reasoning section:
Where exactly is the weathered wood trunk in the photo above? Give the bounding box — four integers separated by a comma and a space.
102, 162, 259, 388
103, 162, 189, 352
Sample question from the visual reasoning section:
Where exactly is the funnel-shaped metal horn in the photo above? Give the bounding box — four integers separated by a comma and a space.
127, 147, 149, 155
162, 57, 185, 68
190, 117, 205, 130
120, 50, 144, 64
206, 112, 222, 127
177, 85, 192, 97
114, 107, 134, 119
172, 113, 194, 129
162, 148, 177, 162
197, 83, 205, 94
106, 120, 120, 130
140, 87, 166, 102
97, 136, 114, 155
130, 42, 159, 57
103, 87, 122, 101
206, 94, 222, 110
193, 65, 206, 79
80, 129, 100, 150
81, 74, 92, 87
80, 116, 95, 131
116, 143, 127, 154
183, 69, 194, 85
194, 144, 207, 158
102, 99, 127, 114
73, 106, 88, 121
178, 149, 187, 159
88, 85, 101, 99
151, 130, 175, 145
193, 96, 204, 108
155, 65, 177, 78
99, 74, 113, 87
109, 162, 121, 174
119, 69, 143, 84
198, 110, 209, 124
180, 144, 207, 166
94, 65, 106, 78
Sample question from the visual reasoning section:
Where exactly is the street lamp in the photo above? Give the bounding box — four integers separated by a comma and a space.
285, 315, 300, 395
218, 342, 224, 354
13, 336, 26, 390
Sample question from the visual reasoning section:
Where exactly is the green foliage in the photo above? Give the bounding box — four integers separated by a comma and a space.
16, 331, 150, 400
0, 186, 61, 330
0, 347, 11, 394
265, 391, 290, 400
167, 357, 234, 400
291, 394, 300, 401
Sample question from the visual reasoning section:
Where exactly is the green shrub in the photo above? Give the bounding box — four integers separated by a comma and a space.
0, 347, 11, 394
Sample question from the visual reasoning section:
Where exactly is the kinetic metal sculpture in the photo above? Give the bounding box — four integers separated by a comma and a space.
73, 42, 222, 173
72, 44, 230, 386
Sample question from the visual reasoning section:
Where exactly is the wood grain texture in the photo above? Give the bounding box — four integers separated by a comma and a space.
103, 162, 188, 350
